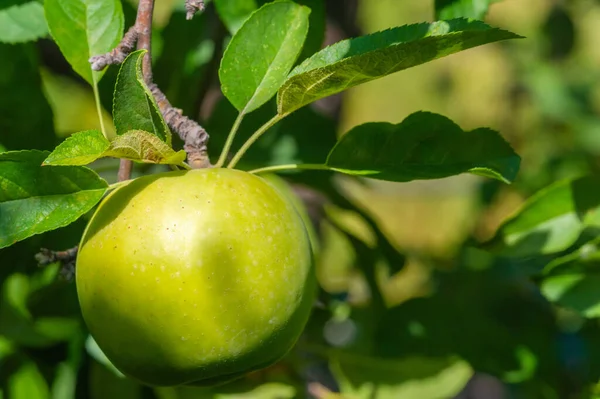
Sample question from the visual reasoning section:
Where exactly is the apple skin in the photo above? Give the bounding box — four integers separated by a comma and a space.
76, 168, 316, 387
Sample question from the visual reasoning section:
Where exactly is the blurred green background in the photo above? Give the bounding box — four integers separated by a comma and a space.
3, 0, 600, 398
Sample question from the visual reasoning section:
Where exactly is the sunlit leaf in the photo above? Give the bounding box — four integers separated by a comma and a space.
0, 150, 108, 248
331, 354, 472, 399
219, 1, 310, 114
43, 130, 109, 166
489, 176, 600, 257
105, 130, 187, 166
277, 19, 521, 114
541, 273, 600, 318
7, 360, 49, 399
44, 0, 124, 84
43, 130, 186, 167
0, 2, 48, 44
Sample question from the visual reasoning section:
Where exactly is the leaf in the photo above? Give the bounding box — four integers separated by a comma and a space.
113, 50, 171, 143
44, 0, 124, 84
489, 176, 600, 257
105, 130, 187, 166
156, 381, 298, 399
435, 0, 501, 20
0, 150, 108, 249
43, 130, 110, 166
331, 354, 473, 399
0, 2, 48, 44
86, 335, 125, 378
43, 130, 186, 167
219, 1, 310, 114
277, 19, 521, 114
541, 273, 600, 318
7, 360, 49, 399
325, 111, 520, 184
0, 43, 56, 151
214, 0, 257, 35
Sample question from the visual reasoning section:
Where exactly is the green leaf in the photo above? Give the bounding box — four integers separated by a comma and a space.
543, 238, 600, 276
541, 273, 600, 318
86, 335, 125, 378
331, 354, 472, 399
155, 381, 297, 399
214, 0, 257, 35
219, 1, 310, 114
44, 0, 124, 84
325, 111, 520, 184
435, 0, 501, 20
113, 50, 171, 143
7, 360, 49, 399
0, 150, 108, 249
43, 130, 110, 166
489, 176, 600, 257
277, 19, 521, 114
0, 2, 48, 44
105, 130, 187, 166
43, 130, 186, 167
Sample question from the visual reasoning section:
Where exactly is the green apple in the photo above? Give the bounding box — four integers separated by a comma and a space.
76, 168, 316, 387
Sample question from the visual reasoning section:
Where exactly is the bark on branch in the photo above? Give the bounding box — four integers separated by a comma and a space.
35, 247, 78, 281
89, 0, 211, 176
185, 0, 205, 20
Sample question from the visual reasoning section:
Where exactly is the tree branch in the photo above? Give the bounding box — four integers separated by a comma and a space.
117, 0, 155, 180
150, 84, 211, 168
185, 0, 205, 20
136, 0, 154, 83
89, 0, 211, 174
35, 247, 78, 281
89, 26, 137, 71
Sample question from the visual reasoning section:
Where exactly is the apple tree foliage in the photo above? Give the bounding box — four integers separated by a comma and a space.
1, 0, 600, 398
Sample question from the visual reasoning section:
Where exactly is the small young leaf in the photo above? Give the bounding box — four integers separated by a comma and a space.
488, 176, 600, 257
219, 1, 310, 114
277, 19, 521, 114
0, 150, 108, 249
43, 130, 110, 166
113, 50, 171, 144
214, 0, 257, 35
435, 0, 500, 20
326, 111, 520, 184
43, 130, 186, 167
104, 130, 186, 166
44, 0, 124, 84
0, 2, 48, 44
